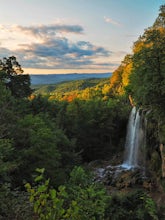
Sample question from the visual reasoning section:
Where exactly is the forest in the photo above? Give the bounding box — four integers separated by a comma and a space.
0, 5, 164, 220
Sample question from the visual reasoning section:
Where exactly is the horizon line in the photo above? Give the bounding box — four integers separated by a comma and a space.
29, 72, 112, 75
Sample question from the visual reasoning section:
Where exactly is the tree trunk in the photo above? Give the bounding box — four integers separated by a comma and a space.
160, 144, 165, 178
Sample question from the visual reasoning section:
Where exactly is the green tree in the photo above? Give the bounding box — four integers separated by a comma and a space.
10, 112, 79, 187
0, 56, 32, 98
105, 190, 158, 220
153, 5, 165, 28
66, 166, 107, 220
63, 98, 129, 162
26, 167, 107, 220
0, 82, 18, 182
0, 82, 16, 139
10, 114, 61, 186
0, 139, 15, 182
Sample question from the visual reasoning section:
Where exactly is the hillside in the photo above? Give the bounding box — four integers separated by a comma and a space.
32, 77, 111, 101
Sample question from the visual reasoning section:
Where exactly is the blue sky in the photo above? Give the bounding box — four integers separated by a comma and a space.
0, 0, 164, 74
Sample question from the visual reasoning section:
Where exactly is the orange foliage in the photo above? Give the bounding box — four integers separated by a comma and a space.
28, 94, 36, 100
62, 93, 78, 102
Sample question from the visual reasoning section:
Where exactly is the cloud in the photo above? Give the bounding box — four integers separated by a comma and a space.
0, 47, 13, 57
0, 23, 114, 71
14, 37, 110, 69
92, 62, 117, 67
104, 16, 122, 26
13, 23, 84, 39
17, 38, 109, 58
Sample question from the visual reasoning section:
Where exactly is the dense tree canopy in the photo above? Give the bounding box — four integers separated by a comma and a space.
129, 5, 165, 115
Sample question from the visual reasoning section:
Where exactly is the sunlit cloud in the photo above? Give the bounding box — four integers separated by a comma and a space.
13, 37, 110, 69
0, 22, 116, 72
104, 16, 122, 26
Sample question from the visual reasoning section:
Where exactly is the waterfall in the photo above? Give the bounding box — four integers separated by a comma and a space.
95, 106, 147, 183
95, 106, 148, 183
122, 107, 145, 169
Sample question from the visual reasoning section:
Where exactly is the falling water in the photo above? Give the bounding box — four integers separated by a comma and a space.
94, 106, 147, 183
95, 107, 147, 183
122, 107, 145, 169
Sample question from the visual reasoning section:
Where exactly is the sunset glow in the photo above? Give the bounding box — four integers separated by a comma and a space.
0, 0, 164, 74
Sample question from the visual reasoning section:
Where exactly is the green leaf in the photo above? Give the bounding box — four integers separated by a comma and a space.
34, 174, 43, 182
35, 168, 45, 174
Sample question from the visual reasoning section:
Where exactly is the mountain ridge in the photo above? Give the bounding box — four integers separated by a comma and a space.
30, 73, 112, 85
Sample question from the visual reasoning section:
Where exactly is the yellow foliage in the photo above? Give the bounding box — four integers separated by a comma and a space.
108, 54, 133, 95
133, 41, 144, 53
122, 62, 133, 87
102, 84, 111, 95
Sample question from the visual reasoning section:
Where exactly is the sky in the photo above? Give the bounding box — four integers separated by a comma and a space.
0, 0, 164, 74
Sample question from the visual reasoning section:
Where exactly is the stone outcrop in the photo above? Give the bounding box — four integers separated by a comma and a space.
94, 164, 156, 191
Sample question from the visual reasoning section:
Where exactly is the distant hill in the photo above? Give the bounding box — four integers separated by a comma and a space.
33, 77, 109, 94
30, 73, 112, 85
33, 77, 111, 101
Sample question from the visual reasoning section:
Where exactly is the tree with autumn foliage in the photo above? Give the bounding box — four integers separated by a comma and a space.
108, 54, 133, 96
129, 5, 165, 114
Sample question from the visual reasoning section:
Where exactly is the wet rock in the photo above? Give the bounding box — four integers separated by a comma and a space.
94, 164, 149, 190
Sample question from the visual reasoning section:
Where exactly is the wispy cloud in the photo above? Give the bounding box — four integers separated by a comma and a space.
104, 16, 122, 26
14, 23, 84, 39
